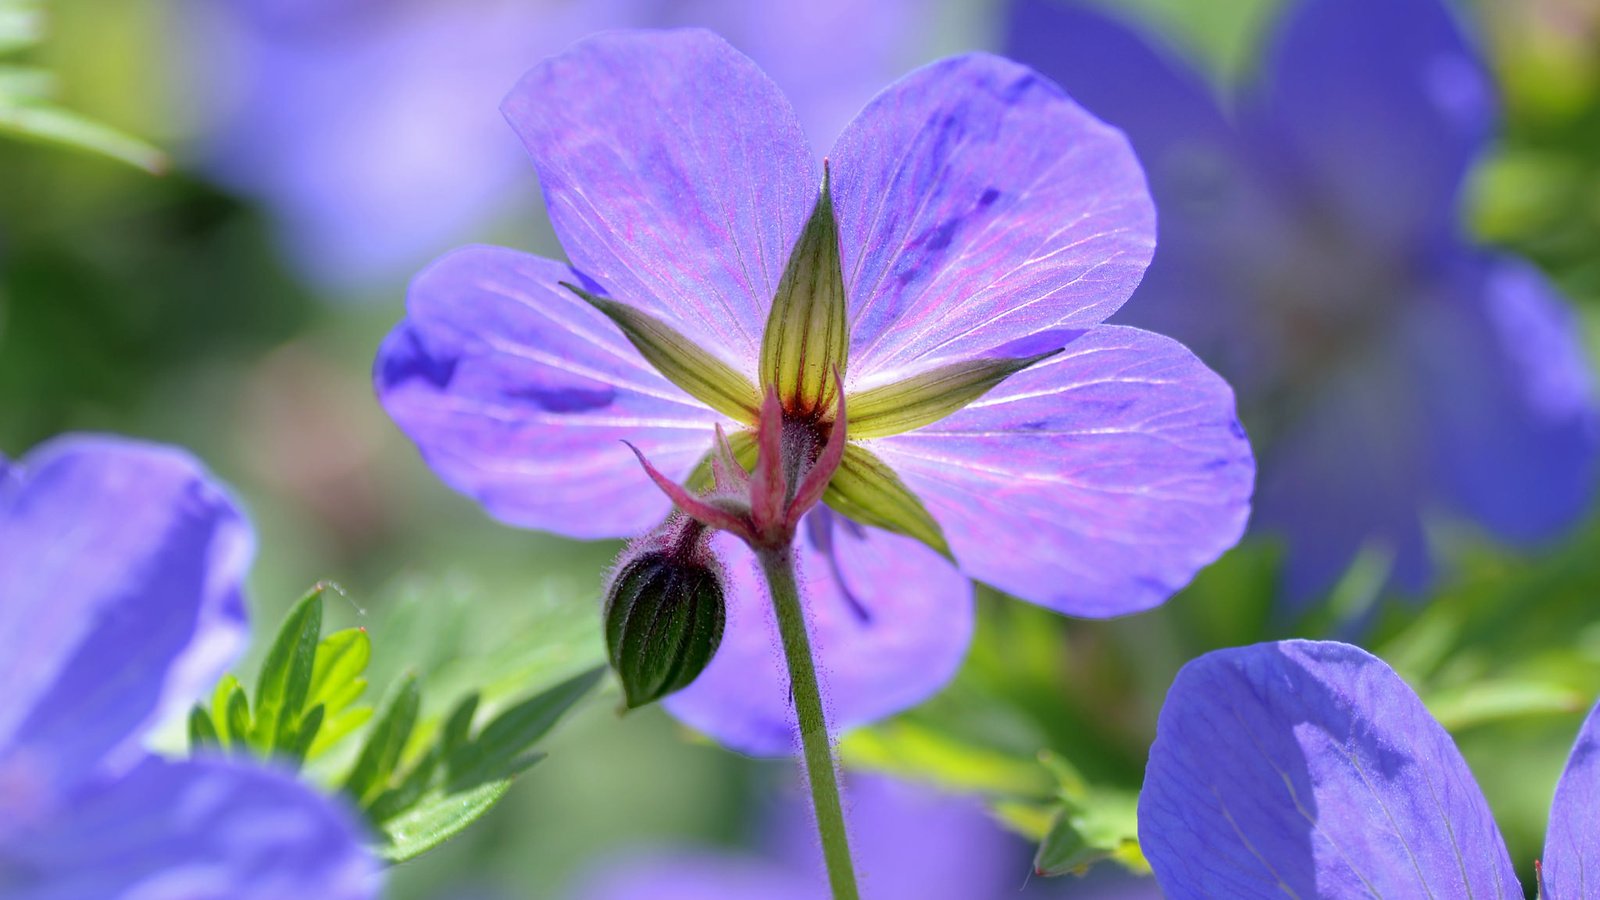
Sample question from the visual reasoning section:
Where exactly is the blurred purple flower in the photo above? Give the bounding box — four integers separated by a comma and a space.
1140, 639, 1600, 897
1007, 0, 1600, 604
0, 436, 378, 898
184, 0, 929, 288
375, 29, 1253, 754
569, 774, 1162, 900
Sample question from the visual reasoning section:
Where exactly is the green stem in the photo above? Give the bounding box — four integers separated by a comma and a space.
758, 545, 860, 900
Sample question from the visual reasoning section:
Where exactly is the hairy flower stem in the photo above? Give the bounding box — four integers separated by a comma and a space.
757, 544, 860, 900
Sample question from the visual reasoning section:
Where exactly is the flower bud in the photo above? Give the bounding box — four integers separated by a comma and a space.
603, 537, 726, 710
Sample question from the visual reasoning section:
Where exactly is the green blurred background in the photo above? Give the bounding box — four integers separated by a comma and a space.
3, 0, 1599, 896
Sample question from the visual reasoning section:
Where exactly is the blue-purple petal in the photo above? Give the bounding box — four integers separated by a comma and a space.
870, 326, 1253, 618
1248, 0, 1497, 247
828, 52, 1155, 383
0, 436, 252, 795
2, 756, 378, 899
375, 246, 727, 539
1544, 698, 1600, 897
664, 512, 973, 756
1140, 640, 1517, 898
502, 28, 818, 373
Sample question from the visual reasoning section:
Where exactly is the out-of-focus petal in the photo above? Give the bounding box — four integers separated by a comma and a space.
770, 774, 1025, 900
503, 28, 818, 373
1000, 0, 1278, 384
569, 852, 814, 900
1249, 0, 1497, 247
829, 53, 1155, 383
664, 511, 973, 756
1418, 255, 1598, 544
1140, 640, 1516, 898
0, 437, 252, 794
870, 326, 1253, 618
3, 756, 378, 899
1544, 698, 1600, 896
375, 247, 727, 539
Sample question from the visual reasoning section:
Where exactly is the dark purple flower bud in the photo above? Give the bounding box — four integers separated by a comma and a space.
604, 522, 727, 710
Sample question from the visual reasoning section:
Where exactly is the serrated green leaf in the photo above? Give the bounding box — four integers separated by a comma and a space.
847, 350, 1060, 439
368, 745, 442, 824
761, 164, 846, 415
188, 705, 221, 750
308, 627, 371, 716
252, 585, 325, 751
446, 667, 602, 791
344, 674, 421, 807
285, 704, 325, 768
310, 706, 374, 760
225, 686, 251, 748
563, 282, 759, 421
377, 780, 512, 864
822, 443, 950, 558
0, 102, 166, 172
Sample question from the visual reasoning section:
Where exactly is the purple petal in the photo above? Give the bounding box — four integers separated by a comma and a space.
1544, 698, 1600, 896
1249, 0, 1497, 247
870, 326, 1253, 618
664, 510, 973, 756
1140, 640, 1516, 898
0, 436, 252, 794
503, 28, 818, 373
828, 52, 1155, 382
1419, 255, 1599, 544
375, 246, 727, 539
4, 756, 378, 899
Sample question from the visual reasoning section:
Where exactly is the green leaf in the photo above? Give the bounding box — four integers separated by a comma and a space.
210, 674, 243, 746
0, 65, 53, 101
446, 667, 603, 790
760, 163, 847, 415
252, 584, 326, 751
0, 102, 166, 172
438, 693, 481, 758
343, 673, 421, 807
0, 2, 43, 56
188, 705, 221, 751
285, 704, 325, 767
822, 443, 950, 557
310, 706, 374, 760
563, 283, 759, 421
847, 350, 1060, 439
376, 780, 511, 864
308, 627, 371, 716
1427, 680, 1586, 732
225, 686, 252, 748
1033, 792, 1145, 877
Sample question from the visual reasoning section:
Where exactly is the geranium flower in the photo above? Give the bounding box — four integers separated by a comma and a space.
0, 436, 378, 898
185, 0, 930, 287
1140, 639, 1598, 897
1006, 0, 1599, 604
376, 29, 1254, 754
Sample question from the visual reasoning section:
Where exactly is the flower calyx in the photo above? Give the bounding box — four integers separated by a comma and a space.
628, 374, 847, 553
604, 515, 727, 710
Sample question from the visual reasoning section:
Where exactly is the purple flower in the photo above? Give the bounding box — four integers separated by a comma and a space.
1139, 639, 1599, 897
185, 0, 929, 288
1005, 0, 1600, 604
376, 29, 1254, 754
569, 773, 1161, 900
0, 435, 378, 898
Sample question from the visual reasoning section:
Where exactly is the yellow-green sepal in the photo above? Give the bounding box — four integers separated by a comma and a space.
822, 443, 951, 559
849, 350, 1061, 439
564, 283, 760, 422
760, 163, 848, 416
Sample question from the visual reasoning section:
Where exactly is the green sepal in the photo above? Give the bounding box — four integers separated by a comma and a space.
188, 705, 222, 751
848, 350, 1061, 439
251, 584, 325, 751
343, 673, 421, 807
760, 164, 847, 415
605, 555, 725, 710
822, 444, 951, 558
563, 283, 759, 422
